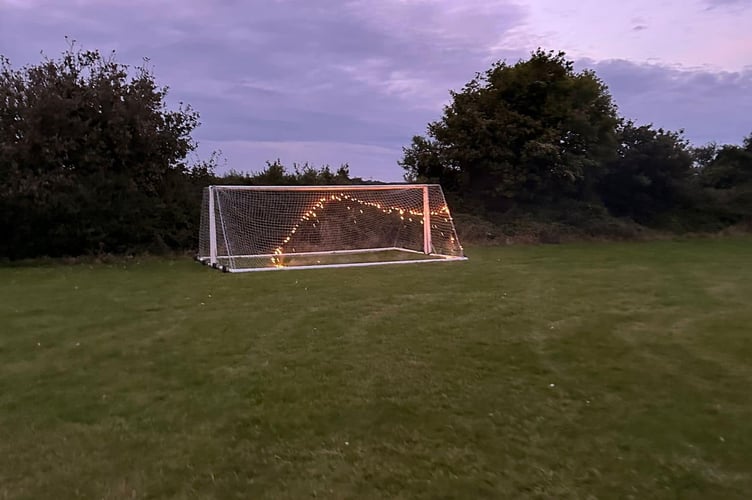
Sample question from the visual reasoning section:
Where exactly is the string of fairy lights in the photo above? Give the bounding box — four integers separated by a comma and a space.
271, 192, 454, 267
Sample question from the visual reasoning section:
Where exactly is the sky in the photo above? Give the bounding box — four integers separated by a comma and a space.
1, 0, 751, 181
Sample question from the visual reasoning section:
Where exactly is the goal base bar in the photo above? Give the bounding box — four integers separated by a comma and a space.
224, 255, 468, 273
211, 246, 416, 260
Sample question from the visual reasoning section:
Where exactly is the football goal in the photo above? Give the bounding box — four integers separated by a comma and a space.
197, 184, 467, 272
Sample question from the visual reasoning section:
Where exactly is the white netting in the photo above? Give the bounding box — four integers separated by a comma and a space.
198, 185, 465, 271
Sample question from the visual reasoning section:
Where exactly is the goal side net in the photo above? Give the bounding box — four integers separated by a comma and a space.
198, 184, 466, 272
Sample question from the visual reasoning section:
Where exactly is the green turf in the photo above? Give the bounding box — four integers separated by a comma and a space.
1, 238, 751, 499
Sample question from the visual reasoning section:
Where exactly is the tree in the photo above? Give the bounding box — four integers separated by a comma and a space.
217, 160, 357, 187
691, 142, 719, 170
597, 121, 695, 224
291, 162, 353, 185
400, 49, 619, 210
696, 134, 752, 226
0, 41, 202, 258
700, 144, 752, 189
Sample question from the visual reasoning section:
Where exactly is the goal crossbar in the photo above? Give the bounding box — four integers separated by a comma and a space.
198, 183, 466, 272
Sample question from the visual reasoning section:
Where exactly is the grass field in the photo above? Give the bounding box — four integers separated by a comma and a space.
1, 238, 751, 499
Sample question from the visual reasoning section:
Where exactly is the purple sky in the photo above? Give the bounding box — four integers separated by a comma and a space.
1, 0, 751, 180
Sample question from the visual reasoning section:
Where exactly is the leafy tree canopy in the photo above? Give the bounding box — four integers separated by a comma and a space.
400, 49, 620, 209
0, 40, 203, 257
599, 121, 694, 223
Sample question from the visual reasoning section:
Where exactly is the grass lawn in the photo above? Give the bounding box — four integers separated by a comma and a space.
1, 238, 751, 499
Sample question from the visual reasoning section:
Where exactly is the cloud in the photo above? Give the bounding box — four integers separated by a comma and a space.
585, 59, 752, 144
499, 0, 752, 71
1, 0, 751, 180
0, 0, 527, 177
703, 0, 752, 9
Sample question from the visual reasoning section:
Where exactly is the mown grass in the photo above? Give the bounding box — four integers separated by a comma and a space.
1, 238, 751, 499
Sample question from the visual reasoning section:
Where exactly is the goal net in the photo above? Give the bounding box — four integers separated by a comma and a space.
197, 184, 467, 272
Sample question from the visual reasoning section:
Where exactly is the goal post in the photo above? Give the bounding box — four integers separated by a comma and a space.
197, 184, 467, 272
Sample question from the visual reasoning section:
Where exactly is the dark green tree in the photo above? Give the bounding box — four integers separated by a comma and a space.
400, 49, 620, 210
697, 133, 752, 226
691, 143, 719, 170
218, 160, 356, 186
598, 121, 695, 224
0, 41, 203, 258
700, 143, 752, 189
291, 162, 353, 185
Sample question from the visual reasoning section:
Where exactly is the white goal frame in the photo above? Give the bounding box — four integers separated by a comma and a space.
198, 184, 467, 272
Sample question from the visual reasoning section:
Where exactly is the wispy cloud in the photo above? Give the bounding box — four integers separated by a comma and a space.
702, 0, 752, 10
587, 59, 752, 144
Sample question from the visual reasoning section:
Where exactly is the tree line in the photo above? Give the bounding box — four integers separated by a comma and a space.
1, 45, 749, 259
